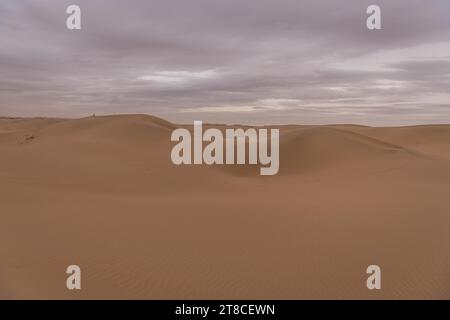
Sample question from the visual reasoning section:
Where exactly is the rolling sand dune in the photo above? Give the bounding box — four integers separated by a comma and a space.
0, 114, 449, 299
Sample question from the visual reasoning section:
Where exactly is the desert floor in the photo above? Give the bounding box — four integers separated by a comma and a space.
0, 114, 449, 299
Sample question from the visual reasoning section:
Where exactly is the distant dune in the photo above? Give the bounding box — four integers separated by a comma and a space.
0, 115, 449, 299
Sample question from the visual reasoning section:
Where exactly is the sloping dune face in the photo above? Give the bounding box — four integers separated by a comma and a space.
0, 115, 449, 299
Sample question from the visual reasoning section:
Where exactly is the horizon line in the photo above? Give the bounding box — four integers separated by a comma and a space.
1, 113, 450, 128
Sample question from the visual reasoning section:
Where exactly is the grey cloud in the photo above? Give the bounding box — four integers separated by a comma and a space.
1, 0, 450, 124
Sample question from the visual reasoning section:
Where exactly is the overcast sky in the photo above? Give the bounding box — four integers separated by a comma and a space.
1, 0, 450, 125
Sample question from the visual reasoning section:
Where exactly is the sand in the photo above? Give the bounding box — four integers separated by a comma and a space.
0, 114, 449, 299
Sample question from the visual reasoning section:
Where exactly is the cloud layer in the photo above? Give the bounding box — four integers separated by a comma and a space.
1, 0, 450, 125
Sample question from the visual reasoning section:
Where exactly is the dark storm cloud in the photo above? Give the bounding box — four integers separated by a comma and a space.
0, 0, 450, 124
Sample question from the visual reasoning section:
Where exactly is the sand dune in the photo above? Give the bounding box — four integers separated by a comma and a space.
0, 115, 449, 299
